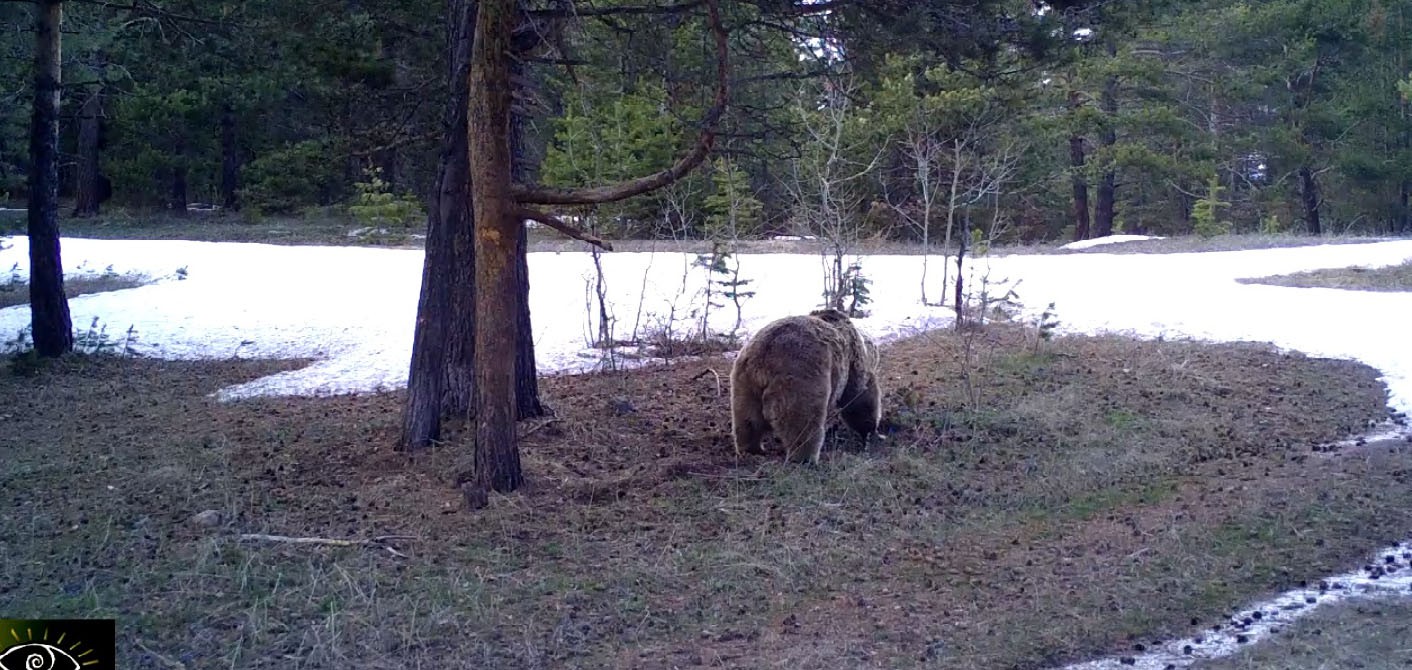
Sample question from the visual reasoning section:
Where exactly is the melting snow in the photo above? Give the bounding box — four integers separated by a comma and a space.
1059, 234, 1166, 250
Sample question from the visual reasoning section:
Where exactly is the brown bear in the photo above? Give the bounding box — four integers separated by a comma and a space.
730, 308, 882, 464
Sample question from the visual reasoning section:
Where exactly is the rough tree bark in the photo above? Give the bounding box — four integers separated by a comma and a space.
457, 0, 728, 506
72, 60, 104, 218
510, 52, 545, 420
220, 102, 240, 210
402, 0, 550, 451
1299, 165, 1321, 235
467, 0, 523, 503
28, 0, 73, 357
401, 0, 477, 450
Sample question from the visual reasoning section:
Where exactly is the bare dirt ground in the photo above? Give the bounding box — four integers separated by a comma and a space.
2, 326, 1409, 669
1239, 260, 1412, 292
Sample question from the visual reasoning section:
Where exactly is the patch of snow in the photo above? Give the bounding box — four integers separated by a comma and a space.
3, 237, 1412, 412
770, 234, 817, 241
1060, 234, 1165, 250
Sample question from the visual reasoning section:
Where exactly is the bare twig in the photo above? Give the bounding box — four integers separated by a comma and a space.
520, 416, 562, 439
236, 533, 417, 558
691, 367, 723, 396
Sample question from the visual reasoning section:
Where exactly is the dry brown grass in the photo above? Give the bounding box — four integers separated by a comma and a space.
1238, 260, 1412, 292
11, 208, 1393, 257
0, 274, 149, 309
1, 328, 1408, 669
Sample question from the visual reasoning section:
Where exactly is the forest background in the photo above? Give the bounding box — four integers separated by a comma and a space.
6, 0, 1412, 245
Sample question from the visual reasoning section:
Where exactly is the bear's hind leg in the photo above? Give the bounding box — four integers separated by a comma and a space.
767, 390, 829, 464
839, 375, 881, 440
731, 386, 770, 456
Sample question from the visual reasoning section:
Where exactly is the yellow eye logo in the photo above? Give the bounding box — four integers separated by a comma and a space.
0, 621, 111, 670
0, 643, 83, 670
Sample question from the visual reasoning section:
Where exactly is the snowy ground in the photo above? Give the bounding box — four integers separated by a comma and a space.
4, 234, 1412, 668
3, 235, 1412, 413
1058, 233, 1165, 250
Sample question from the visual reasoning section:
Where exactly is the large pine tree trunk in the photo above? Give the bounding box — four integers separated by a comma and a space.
220, 102, 240, 210
401, 0, 477, 450
28, 0, 72, 358
1069, 134, 1090, 241
71, 68, 103, 218
1299, 165, 1321, 235
467, 0, 522, 505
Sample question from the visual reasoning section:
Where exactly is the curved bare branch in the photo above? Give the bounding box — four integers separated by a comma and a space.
511, 0, 729, 206
516, 207, 614, 250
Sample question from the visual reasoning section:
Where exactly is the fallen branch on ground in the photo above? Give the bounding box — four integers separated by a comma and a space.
236, 533, 417, 558
520, 416, 561, 439
692, 367, 723, 396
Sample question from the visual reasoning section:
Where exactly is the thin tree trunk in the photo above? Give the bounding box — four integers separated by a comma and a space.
401, 0, 476, 450
509, 39, 545, 420
942, 141, 962, 302
28, 0, 72, 357
1093, 69, 1118, 238
72, 64, 103, 218
220, 102, 240, 210
1094, 172, 1116, 237
1069, 134, 1090, 241
169, 136, 188, 216
468, 0, 522, 505
1399, 179, 1409, 234
953, 223, 966, 329
1299, 165, 1321, 235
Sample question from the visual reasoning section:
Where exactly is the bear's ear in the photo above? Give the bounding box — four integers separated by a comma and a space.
809, 308, 850, 324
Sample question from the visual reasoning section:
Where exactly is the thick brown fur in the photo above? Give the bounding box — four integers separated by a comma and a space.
730, 308, 882, 464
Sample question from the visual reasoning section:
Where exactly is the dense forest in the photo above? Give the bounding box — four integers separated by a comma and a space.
4, 0, 1412, 242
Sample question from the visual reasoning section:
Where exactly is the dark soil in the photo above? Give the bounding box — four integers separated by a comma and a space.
1, 327, 1408, 669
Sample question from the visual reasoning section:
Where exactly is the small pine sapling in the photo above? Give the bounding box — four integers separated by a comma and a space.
719, 256, 755, 339
1032, 302, 1060, 352
842, 261, 872, 318
693, 242, 729, 338
347, 167, 425, 236
1192, 174, 1232, 238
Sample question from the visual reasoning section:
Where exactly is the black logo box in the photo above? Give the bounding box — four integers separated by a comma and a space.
0, 619, 115, 670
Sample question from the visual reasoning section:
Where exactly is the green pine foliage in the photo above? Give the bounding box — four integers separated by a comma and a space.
1192, 175, 1232, 238
2, 0, 1411, 237
347, 167, 424, 229
703, 158, 763, 240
